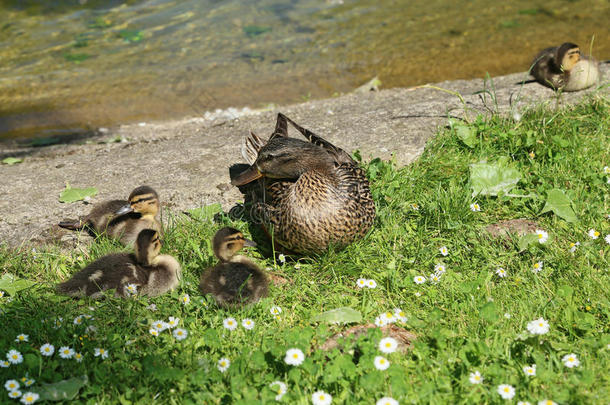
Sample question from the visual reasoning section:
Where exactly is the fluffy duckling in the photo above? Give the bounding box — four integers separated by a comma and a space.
59, 185, 162, 245
199, 227, 268, 308
531, 42, 600, 91
56, 229, 181, 298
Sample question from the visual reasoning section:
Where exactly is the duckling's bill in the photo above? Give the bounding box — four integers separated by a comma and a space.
232, 166, 263, 186
115, 204, 134, 216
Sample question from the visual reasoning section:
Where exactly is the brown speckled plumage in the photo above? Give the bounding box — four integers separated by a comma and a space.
233, 113, 375, 254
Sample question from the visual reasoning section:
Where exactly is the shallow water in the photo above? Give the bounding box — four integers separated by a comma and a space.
1, 0, 608, 139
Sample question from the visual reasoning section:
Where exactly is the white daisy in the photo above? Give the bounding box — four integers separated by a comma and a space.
537, 400, 557, 405
181, 294, 190, 305
605, 234, 610, 245
569, 242, 580, 252
356, 278, 367, 288
167, 317, 179, 329
58, 346, 75, 359
73, 315, 84, 325
414, 292, 422, 297
74, 353, 83, 362
242, 319, 255, 330
366, 279, 377, 289
379, 311, 395, 324
378, 337, 398, 354
434, 264, 446, 274
526, 317, 550, 335
532, 261, 543, 274
496, 267, 507, 277
94, 348, 108, 359
21, 378, 34, 388
393, 308, 407, 323
604, 166, 610, 174
284, 348, 305, 366
562, 353, 580, 368
311, 390, 332, 405
429, 273, 441, 284
410, 203, 419, 211
19, 392, 39, 404
518, 402, 532, 405
217, 357, 230, 373
270, 306, 282, 315
223, 317, 238, 331
0, 360, 10, 368
146, 303, 158, 311
504, 313, 511, 319
278, 254, 286, 264
7, 350, 23, 364
294, 262, 301, 270
152, 320, 169, 331
270, 381, 287, 401
470, 203, 481, 212
52, 317, 63, 329
8, 390, 22, 399
535, 229, 548, 243
523, 364, 536, 376
374, 317, 385, 327
374, 355, 390, 370
5, 379, 20, 391
124, 284, 138, 296
15, 334, 28, 343
439, 246, 449, 256
149, 329, 159, 337
497, 384, 516, 400
588, 229, 600, 239
414, 275, 426, 284
469, 370, 483, 384
173, 328, 188, 341
0, 291, 4, 298
376, 398, 399, 405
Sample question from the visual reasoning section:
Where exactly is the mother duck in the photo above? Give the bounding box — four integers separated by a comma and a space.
231, 113, 375, 255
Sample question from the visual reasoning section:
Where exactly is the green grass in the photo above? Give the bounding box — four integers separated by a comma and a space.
1, 96, 609, 404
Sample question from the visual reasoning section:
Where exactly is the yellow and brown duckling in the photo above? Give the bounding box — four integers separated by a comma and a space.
59, 185, 162, 245
531, 42, 600, 91
199, 227, 268, 308
232, 113, 375, 254
56, 229, 181, 298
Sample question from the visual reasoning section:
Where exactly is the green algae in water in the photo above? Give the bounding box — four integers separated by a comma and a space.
63, 53, 91, 63
117, 29, 143, 43
243, 25, 272, 38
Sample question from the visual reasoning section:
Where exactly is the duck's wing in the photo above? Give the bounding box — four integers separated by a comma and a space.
278, 113, 355, 165
241, 131, 265, 165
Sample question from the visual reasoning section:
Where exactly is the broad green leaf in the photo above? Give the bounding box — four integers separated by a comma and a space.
186, 203, 222, 221
470, 158, 521, 196
0, 273, 36, 296
455, 124, 477, 148
2, 157, 22, 165
518, 233, 542, 251
480, 301, 498, 322
33, 375, 88, 401
540, 188, 577, 223
311, 307, 362, 324
59, 184, 98, 203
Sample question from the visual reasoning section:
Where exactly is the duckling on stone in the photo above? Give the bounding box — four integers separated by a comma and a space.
56, 229, 180, 298
199, 227, 268, 308
531, 42, 600, 91
59, 185, 162, 245
232, 113, 375, 254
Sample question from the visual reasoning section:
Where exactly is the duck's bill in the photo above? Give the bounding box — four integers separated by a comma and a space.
115, 204, 134, 215
231, 166, 263, 186
243, 238, 257, 247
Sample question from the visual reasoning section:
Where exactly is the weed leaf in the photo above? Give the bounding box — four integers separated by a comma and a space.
59, 184, 98, 203
2, 157, 22, 165
540, 188, 577, 222
33, 375, 88, 401
455, 124, 477, 148
312, 307, 362, 324
469, 158, 521, 196
0, 273, 36, 296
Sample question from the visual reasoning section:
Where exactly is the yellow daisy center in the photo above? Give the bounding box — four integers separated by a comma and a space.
594, 231, 600, 237
293, 354, 299, 359
503, 387, 510, 392
474, 376, 480, 380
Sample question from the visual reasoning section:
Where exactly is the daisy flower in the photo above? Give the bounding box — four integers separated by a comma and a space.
469, 370, 483, 384
439, 246, 449, 256
242, 319, 255, 330
20, 392, 39, 404
181, 294, 190, 305
284, 348, 305, 366
366, 279, 377, 289
151, 320, 168, 331
526, 317, 550, 335
52, 318, 63, 329
58, 346, 75, 359
605, 234, 610, 245
429, 273, 441, 284
20, 378, 34, 388
374, 317, 386, 327
15, 334, 28, 343
504, 313, 511, 319
393, 308, 407, 323
376, 398, 399, 405
410, 203, 419, 211
0, 361, 10, 368
74, 353, 83, 362
537, 400, 557, 405
470, 203, 481, 212
378, 337, 398, 354
434, 263, 446, 274
518, 402, 532, 405
414, 292, 422, 297
94, 348, 108, 359
588, 229, 600, 239
124, 284, 138, 296
167, 317, 179, 328
270, 306, 282, 316
569, 242, 580, 252
379, 311, 395, 324
278, 254, 286, 264
535, 229, 548, 243
5, 379, 20, 391
497, 384, 516, 400
269, 381, 287, 401
8, 390, 22, 399
0, 291, 4, 298
223, 317, 238, 331
414, 275, 426, 284
311, 390, 332, 405
7, 350, 23, 364
496, 267, 507, 278
217, 357, 230, 373
149, 329, 159, 337
562, 353, 580, 368
294, 262, 301, 270
605, 166, 610, 174
531, 261, 543, 274
73, 315, 84, 325
374, 355, 390, 370
173, 328, 188, 341
356, 278, 367, 288
523, 364, 536, 376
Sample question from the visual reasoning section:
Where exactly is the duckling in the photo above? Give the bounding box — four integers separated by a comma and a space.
531, 42, 600, 91
59, 185, 162, 245
232, 113, 375, 254
56, 229, 181, 298
199, 227, 268, 308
